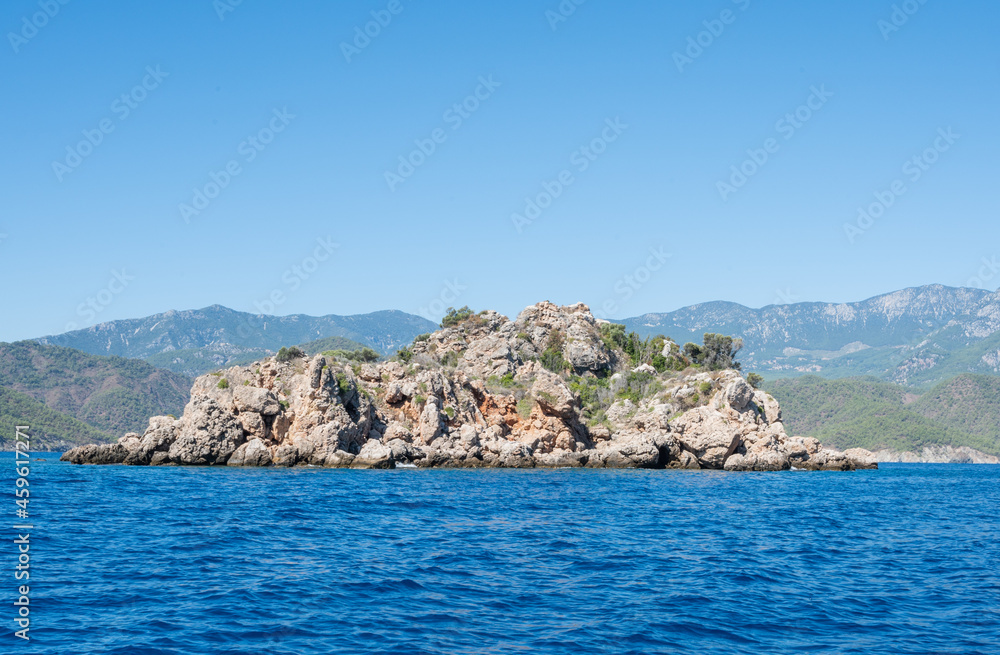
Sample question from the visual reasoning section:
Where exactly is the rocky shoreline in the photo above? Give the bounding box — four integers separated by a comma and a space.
62, 302, 877, 472
872, 446, 999, 464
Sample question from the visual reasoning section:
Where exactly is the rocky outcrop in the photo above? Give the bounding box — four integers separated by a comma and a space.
872, 445, 999, 464
62, 302, 876, 472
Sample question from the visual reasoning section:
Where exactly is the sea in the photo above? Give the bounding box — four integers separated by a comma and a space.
3, 455, 999, 654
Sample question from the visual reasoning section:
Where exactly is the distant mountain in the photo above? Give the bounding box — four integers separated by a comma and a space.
37, 305, 437, 377
622, 285, 1000, 387
767, 374, 1000, 456
0, 341, 191, 447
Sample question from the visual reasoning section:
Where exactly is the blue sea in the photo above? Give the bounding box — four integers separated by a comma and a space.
3, 456, 999, 654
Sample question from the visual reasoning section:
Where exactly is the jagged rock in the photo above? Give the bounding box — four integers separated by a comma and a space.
723, 378, 755, 411
535, 451, 589, 468
590, 431, 660, 469
670, 407, 742, 469
843, 448, 879, 469
167, 398, 246, 465
61, 444, 129, 465
352, 440, 394, 469
233, 387, 281, 416
228, 439, 273, 467
118, 433, 141, 450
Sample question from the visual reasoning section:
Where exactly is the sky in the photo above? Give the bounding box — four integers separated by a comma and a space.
2, 0, 998, 342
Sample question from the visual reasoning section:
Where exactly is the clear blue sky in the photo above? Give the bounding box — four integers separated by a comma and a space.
2, 0, 997, 341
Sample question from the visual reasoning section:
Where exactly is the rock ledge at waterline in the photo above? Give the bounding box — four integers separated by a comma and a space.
62, 302, 876, 472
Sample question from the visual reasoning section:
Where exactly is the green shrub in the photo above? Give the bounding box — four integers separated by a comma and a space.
747, 372, 764, 389
413, 394, 427, 406
516, 397, 534, 418
322, 347, 379, 363
444, 406, 456, 418
414, 333, 431, 342
396, 347, 414, 363
441, 350, 460, 367
276, 346, 305, 363
441, 306, 475, 328
516, 332, 529, 341
217, 378, 229, 389
685, 334, 743, 371
699, 381, 712, 395
335, 373, 351, 396
540, 330, 570, 373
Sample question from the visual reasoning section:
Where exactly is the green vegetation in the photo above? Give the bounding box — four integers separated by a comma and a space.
516, 397, 534, 418
322, 347, 379, 363
296, 335, 371, 358
0, 387, 113, 449
0, 341, 189, 438
768, 374, 1000, 455
440, 350, 460, 367
683, 334, 743, 371
746, 372, 764, 389
217, 378, 229, 389
540, 330, 570, 373
276, 346, 305, 363
414, 333, 431, 342
441, 306, 475, 328
615, 371, 663, 405
396, 347, 414, 363
599, 324, 741, 373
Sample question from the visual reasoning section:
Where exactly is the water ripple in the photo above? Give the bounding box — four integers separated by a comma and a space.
3, 457, 999, 654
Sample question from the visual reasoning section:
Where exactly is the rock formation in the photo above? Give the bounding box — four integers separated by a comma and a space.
62, 302, 876, 472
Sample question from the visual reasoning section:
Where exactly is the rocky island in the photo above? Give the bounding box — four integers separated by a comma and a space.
62, 302, 876, 471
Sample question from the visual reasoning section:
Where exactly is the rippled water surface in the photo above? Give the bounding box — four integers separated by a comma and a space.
4, 456, 1000, 654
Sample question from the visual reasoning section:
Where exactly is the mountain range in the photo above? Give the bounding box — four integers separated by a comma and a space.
622, 285, 1000, 388
37, 305, 437, 377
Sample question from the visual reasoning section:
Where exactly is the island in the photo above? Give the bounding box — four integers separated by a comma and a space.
62, 302, 877, 471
